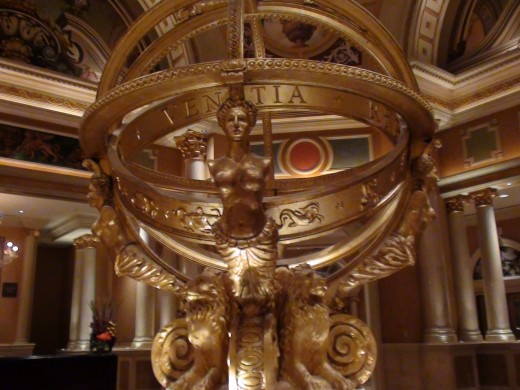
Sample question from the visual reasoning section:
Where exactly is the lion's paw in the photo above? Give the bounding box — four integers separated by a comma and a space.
306, 376, 329, 390
330, 376, 355, 390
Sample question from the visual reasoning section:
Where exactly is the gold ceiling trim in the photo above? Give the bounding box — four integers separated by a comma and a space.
0, 83, 89, 113
424, 75, 520, 111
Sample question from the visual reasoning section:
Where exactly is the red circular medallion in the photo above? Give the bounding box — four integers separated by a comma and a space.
289, 141, 321, 171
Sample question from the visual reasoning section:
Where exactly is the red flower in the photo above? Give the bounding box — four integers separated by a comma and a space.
96, 331, 112, 341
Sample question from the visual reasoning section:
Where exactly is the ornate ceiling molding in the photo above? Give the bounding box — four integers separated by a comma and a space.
412, 51, 520, 129
0, 158, 91, 201
407, 0, 451, 65
0, 58, 96, 129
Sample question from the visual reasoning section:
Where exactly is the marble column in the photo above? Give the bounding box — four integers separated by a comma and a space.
14, 230, 38, 346
175, 129, 208, 278
157, 289, 176, 328
67, 239, 85, 350
174, 129, 209, 181
417, 189, 458, 343
471, 188, 515, 341
445, 195, 483, 342
132, 281, 156, 348
75, 235, 98, 350
132, 229, 156, 348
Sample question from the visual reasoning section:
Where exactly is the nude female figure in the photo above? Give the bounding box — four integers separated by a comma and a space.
208, 97, 277, 314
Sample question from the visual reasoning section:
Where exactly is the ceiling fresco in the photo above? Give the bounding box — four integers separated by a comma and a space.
0, 0, 127, 80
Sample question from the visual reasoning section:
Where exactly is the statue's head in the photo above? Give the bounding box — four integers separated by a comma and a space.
217, 97, 257, 142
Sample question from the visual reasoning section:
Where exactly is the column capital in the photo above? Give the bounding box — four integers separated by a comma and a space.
174, 129, 208, 160
469, 188, 497, 207
445, 195, 468, 213
73, 234, 99, 249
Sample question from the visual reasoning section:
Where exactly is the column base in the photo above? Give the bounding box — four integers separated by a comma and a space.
485, 328, 516, 342
0, 343, 35, 356
459, 329, 484, 342
65, 341, 90, 351
424, 328, 458, 343
66, 341, 79, 350
131, 338, 153, 349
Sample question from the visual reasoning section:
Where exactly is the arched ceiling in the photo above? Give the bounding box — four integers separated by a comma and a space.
0, 0, 519, 239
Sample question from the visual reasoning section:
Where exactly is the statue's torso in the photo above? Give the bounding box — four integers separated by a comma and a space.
210, 154, 269, 239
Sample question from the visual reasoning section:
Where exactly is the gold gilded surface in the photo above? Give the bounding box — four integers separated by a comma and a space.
328, 314, 377, 385
151, 318, 193, 386
112, 135, 407, 243
208, 96, 276, 313
277, 203, 324, 228
227, 0, 244, 60
83, 61, 432, 159
79, 1, 440, 388
72, 234, 98, 249
278, 266, 355, 390
174, 129, 208, 160
445, 194, 468, 213
174, 270, 229, 389
333, 139, 439, 297
84, 159, 184, 289
469, 187, 498, 207
246, 0, 266, 59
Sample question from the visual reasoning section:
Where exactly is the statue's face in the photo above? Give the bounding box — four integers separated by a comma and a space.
87, 183, 104, 210
224, 107, 250, 141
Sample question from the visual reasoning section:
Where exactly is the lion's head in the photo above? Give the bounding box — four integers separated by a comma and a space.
180, 269, 228, 313
177, 269, 230, 349
285, 265, 327, 306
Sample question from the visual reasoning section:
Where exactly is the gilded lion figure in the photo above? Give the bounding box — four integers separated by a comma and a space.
171, 269, 230, 390
278, 266, 355, 390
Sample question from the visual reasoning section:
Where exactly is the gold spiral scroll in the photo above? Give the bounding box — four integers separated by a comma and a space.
328, 313, 377, 385
151, 318, 194, 388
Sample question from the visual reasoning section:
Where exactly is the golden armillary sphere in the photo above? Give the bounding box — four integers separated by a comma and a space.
80, 1, 437, 389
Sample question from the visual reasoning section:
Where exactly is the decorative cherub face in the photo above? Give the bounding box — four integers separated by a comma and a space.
224, 107, 251, 142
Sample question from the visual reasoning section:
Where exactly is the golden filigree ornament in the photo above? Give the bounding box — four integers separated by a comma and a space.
80, 0, 438, 389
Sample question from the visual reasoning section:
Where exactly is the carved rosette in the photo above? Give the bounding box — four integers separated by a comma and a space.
174, 129, 208, 160
328, 314, 377, 385
151, 318, 194, 387
445, 195, 467, 213
470, 188, 497, 207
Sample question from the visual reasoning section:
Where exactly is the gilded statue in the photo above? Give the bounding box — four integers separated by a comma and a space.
84, 159, 178, 291
208, 96, 278, 314
278, 266, 355, 390
170, 269, 230, 390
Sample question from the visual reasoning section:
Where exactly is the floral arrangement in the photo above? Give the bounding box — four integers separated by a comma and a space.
89, 300, 117, 352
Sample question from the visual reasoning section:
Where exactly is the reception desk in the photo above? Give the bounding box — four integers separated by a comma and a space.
0, 353, 117, 390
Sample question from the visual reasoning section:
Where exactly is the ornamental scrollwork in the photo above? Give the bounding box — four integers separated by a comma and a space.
131, 193, 161, 218
321, 39, 362, 66
277, 202, 324, 228
152, 269, 230, 389
174, 207, 221, 234
0, 1, 85, 77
